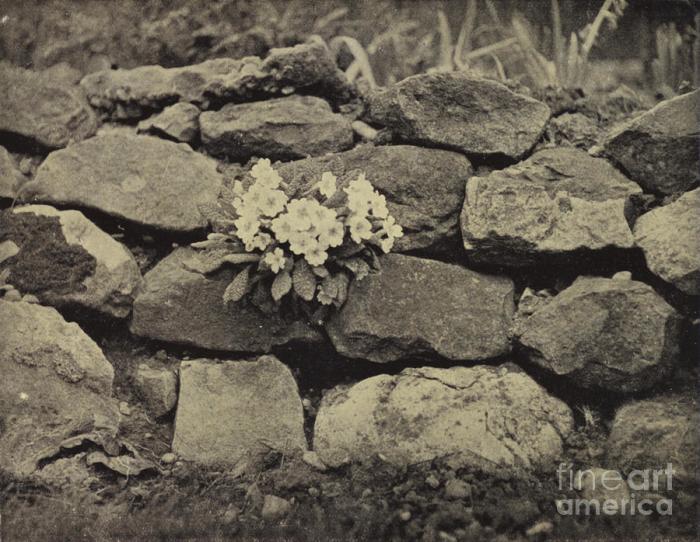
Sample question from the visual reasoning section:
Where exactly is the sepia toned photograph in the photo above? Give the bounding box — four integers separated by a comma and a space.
0, 0, 698, 540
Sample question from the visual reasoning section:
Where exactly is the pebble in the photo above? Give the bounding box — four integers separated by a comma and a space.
3, 289, 22, 302
302, 450, 327, 471
399, 510, 411, 521
21, 294, 40, 304
118, 401, 131, 416
361, 488, 373, 499
525, 520, 553, 537
222, 507, 239, 525
261, 495, 291, 521
444, 479, 471, 500
308, 487, 320, 498
612, 271, 632, 281
160, 452, 177, 464
425, 474, 440, 489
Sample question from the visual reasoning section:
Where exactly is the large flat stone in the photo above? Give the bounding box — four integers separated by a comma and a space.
515, 275, 683, 393
0, 62, 98, 149
81, 38, 353, 120
364, 72, 550, 160
325, 254, 514, 363
24, 133, 223, 233
606, 394, 698, 485
130, 247, 322, 353
1, 205, 142, 318
201, 95, 353, 161
602, 90, 699, 194
633, 188, 700, 295
173, 356, 306, 466
313, 363, 573, 473
0, 300, 120, 478
460, 148, 641, 266
272, 145, 473, 254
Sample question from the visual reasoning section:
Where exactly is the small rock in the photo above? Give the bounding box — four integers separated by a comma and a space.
172, 356, 306, 466
444, 479, 471, 500
302, 451, 327, 472
308, 487, 320, 497
3, 289, 21, 302
161, 452, 176, 464
525, 520, 553, 538
425, 474, 440, 489
134, 364, 178, 418
261, 495, 292, 521
364, 72, 550, 160
201, 95, 353, 161
602, 89, 699, 194
20, 294, 40, 304
0, 63, 97, 149
612, 271, 632, 281
549, 112, 601, 149
137, 102, 200, 144
222, 507, 239, 525
515, 276, 683, 392
0, 146, 26, 199
399, 510, 412, 521
633, 187, 700, 295
573, 467, 631, 505
119, 401, 131, 416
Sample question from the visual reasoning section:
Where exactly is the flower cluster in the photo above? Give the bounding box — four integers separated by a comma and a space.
194, 159, 403, 309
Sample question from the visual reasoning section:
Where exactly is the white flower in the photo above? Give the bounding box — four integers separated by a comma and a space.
380, 236, 395, 253
252, 233, 272, 251
370, 192, 389, 219
289, 231, 316, 255
232, 180, 245, 197
271, 213, 295, 243
251, 158, 282, 189
264, 247, 287, 273
259, 189, 288, 217
345, 173, 374, 198
381, 216, 404, 239
346, 190, 370, 216
235, 215, 260, 244
318, 219, 345, 248
318, 171, 337, 198
286, 198, 314, 231
305, 245, 328, 267
347, 214, 373, 244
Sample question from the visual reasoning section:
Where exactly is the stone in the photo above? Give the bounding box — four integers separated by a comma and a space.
444, 479, 471, 500
134, 364, 178, 418
172, 356, 307, 466
549, 112, 601, 149
325, 254, 514, 363
573, 468, 631, 506
364, 72, 550, 160
313, 363, 573, 473
131, 247, 322, 352
515, 276, 683, 392
0, 146, 26, 199
24, 133, 223, 233
137, 102, 200, 143
460, 148, 641, 266
633, 188, 700, 295
606, 394, 699, 486
1, 205, 142, 318
261, 495, 292, 521
200, 95, 353, 161
602, 90, 699, 194
81, 38, 352, 120
274, 145, 473, 254
0, 300, 120, 478
0, 62, 98, 149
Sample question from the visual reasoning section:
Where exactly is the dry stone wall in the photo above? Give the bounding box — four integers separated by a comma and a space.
0, 37, 698, 483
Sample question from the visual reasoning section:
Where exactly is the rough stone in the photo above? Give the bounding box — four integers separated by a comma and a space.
172, 356, 306, 466
549, 112, 601, 149
0, 146, 26, 199
134, 364, 178, 418
633, 188, 700, 295
460, 148, 641, 266
137, 102, 200, 143
325, 254, 514, 363
200, 95, 353, 161
130, 247, 322, 352
602, 90, 699, 194
24, 133, 223, 233
1, 205, 142, 318
81, 38, 353, 120
0, 62, 98, 149
313, 363, 573, 473
606, 394, 698, 485
515, 276, 683, 393
273, 145, 473, 254
0, 300, 120, 478
364, 72, 550, 160
261, 495, 292, 521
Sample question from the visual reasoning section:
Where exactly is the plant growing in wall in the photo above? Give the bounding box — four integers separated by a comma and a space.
193, 159, 403, 315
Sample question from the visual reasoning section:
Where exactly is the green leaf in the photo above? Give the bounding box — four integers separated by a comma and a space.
338, 257, 370, 281
334, 242, 365, 259
292, 259, 316, 302
223, 266, 251, 304
334, 272, 350, 307
271, 271, 292, 301
222, 253, 261, 265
